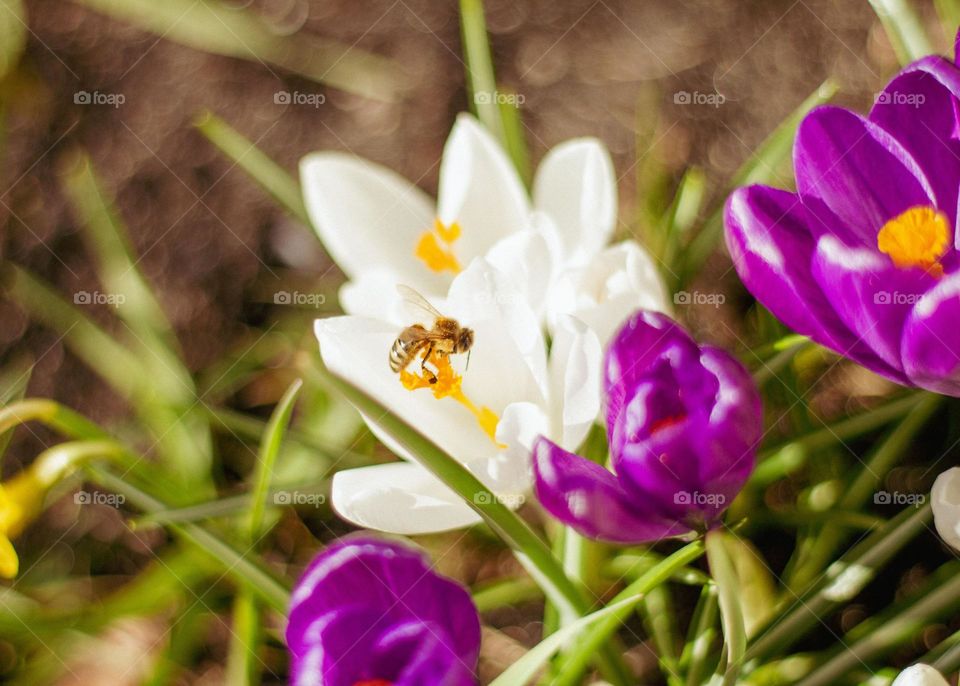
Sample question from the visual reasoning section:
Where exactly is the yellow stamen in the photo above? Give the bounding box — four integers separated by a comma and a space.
877, 206, 949, 277
414, 218, 462, 274
400, 351, 504, 447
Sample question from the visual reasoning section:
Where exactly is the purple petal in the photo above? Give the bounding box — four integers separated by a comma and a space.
532, 436, 689, 544
725, 185, 906, 379
287, 538, 480, 670
609, 348, 760, 523
811, 234, 932, 377
695, 347, 762, 506
604, 311, 700, 428
291, 606, 389, 686
795, 106, 936, 244
901, 271, 960, 395
869, 56, 960, 227
612, 410, 707, 521
376, 620, 478, 686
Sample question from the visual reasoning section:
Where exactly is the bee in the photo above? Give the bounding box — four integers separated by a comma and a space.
389, 285, 474, 383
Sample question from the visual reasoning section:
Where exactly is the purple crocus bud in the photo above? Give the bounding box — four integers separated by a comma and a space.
725, 34, 960, 395
533, 311, 762, 543
286, 537, 481, 686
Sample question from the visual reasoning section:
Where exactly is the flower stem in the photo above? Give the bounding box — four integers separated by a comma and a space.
744, 502, 931, 666
681, 584, 719, 686
749, 392, 924, 488
796, 562, 960, 686
786, 393, 941, 591
550, 540, 706, 686
321, 367, 633, 684
705, 529, 746, 686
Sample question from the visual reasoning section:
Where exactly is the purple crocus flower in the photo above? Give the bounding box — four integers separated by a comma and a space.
533, 311, 761, 543
286, 537, 481, 686
725, 37, 960, 395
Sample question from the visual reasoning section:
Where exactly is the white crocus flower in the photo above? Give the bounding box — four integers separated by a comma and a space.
932, 467, 960, 551
300, 112, 667, 336
546, 240, 672, 346
315, 259, 601, 535
301, 113, 529, 318
891, 664, 949, 686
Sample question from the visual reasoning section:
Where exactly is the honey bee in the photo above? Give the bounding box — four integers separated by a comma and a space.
389, 285, 474, 383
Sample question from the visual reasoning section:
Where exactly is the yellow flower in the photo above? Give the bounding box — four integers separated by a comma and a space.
0, 469, 46, 578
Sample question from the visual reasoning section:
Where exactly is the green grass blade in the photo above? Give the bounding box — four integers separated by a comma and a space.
681, 585, 719, 686
471, 576, 542, 612
640, 585, 683, 686
786, 393, 941, 590
5, 264, 211, 495
706, 530, 746, 686
869, 0, 935, 65
194, 111, 309, 225
459, 0, 507, 146
551, 541, 706, 686
87, 465, 291, 613
246, 379, 303, 541
745, 502, 932, 665
681, 79, 837, 281
5, 264, 149, 398
225, 592, 260, 686
61, 151, 187, 384
659, 167, 707, 269
935, 0, 960, 34
498, 93, 531, 185
144, 604, 211, 686
489, 595, 642, 686
796, 562, 960, 686
0, 359, 32, 459
60, 151, 214, 492
0, 0, 26, 80
69, 0, 407, 100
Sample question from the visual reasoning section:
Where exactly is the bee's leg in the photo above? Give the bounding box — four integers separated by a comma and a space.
421, 344, 438, 384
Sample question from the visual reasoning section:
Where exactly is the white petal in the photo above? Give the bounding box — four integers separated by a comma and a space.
892, 665, 950, 686
475, 401, 550, 502
447, 259, 549, 408
315, 316, 497, 466
932, 467, 960, 551
331, 462, 482, 534
484, 213, 561, 319
338, 271, 441, 322
300, 152, 448, 293
547, 240, 671, 346
550, 316, 602, 451
533, 138, 616, 265
437, 114, 530, 263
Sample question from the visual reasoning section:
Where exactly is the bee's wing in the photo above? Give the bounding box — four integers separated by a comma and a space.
396, 284, 444, 323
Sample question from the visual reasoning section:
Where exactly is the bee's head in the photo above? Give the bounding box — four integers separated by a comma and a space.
456, 328, 475, 354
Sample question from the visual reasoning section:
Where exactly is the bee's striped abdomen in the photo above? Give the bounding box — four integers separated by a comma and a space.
389, 325, 429, 373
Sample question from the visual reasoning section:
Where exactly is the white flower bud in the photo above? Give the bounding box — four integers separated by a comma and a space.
932, 467, 960, 551
891, 664, 949, 686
